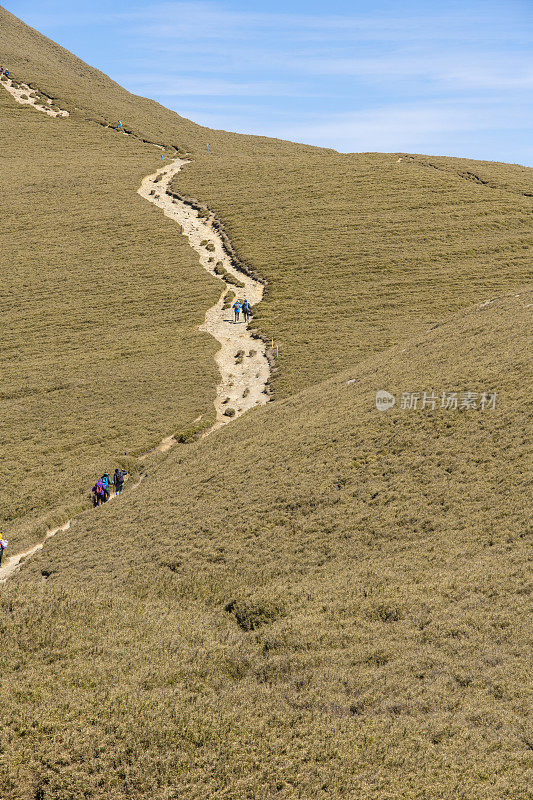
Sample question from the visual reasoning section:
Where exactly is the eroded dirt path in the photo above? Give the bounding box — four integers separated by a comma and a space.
138, 159, 270, 434
0, 522, 70, 583
0, 75, 69, 117
0, 474, 146, 583
0, 116, 270, 581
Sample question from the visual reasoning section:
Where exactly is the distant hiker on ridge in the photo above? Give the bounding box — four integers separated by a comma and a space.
116, 120, 123, 131
232, 300, 242, 323
242, 298, 251, 323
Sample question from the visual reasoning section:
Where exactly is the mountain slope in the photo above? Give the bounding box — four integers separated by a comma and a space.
0, 79, 221, 544
1, 7, 531, 537
174, 151, 533, 397
1, 289, 530, 800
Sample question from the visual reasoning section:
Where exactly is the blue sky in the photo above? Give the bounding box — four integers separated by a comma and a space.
7, 0, 533, 164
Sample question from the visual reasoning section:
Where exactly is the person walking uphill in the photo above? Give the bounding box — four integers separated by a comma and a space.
101, 473, 111, 502
92, 478, 105, 506
242, 299, 252, 323
232, 300, 242, 323
113, 468, 126, 495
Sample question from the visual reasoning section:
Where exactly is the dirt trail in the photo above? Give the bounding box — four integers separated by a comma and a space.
0, 75, 69, 117
0, 110, 270, 582
0, 474, 146, 583
138, 159, 270, 434
0, 522, 70, 583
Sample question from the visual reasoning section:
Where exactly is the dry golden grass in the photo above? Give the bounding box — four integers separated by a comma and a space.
0, 89, 222, 549
0, 4, 327, 542
1, 291, 531, 799
174, 151, 532, 398
1, 8, 531, 799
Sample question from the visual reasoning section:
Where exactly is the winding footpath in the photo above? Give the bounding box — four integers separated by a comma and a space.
0, 81, 271, 583
138, 159, 270, 433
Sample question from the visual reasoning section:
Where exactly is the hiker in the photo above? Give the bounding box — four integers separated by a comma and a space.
0, 538, 7, 567
113, 468, 126, 495
101, 473, 111, 502
92, 478, 105, 506
232, 300, 242, 322
242, 299, 251, 323
116, 120, 123, 131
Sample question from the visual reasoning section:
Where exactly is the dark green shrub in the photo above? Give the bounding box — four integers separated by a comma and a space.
222, 290, 235, 310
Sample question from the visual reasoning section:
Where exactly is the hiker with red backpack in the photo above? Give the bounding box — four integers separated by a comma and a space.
92, 478, 105, 506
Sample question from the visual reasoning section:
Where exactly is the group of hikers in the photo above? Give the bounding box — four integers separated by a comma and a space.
232, 298, 252, 323
92, 468, 127, 506
0, 66, 10, 78
0, 469, 127, 570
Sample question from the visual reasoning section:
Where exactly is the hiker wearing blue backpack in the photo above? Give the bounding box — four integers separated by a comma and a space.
232, 300, 242, 323
101, 473, 111, 502
242, 299, 251, 323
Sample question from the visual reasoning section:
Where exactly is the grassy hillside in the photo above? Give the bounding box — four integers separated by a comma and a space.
1, 7, 531, 533
1, 289, 530, 799
0, 5, 326, 538
0, 88, 223, 547
1, 9, 531, 799
0, 5, 322, 158
174, 151, 533, 397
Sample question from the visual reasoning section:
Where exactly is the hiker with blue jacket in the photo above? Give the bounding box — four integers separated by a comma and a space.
242, 298, 251, 323
101, 473, 111, 502
232, 300, 242, 323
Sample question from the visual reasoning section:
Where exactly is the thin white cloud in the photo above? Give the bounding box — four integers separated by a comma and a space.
247, 99, 532, 152
289, 54, 533, 90
122, 76, 303, 97
15, 0, 532, 163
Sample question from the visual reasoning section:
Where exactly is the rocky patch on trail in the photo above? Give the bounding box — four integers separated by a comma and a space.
0, 74, 69, 117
